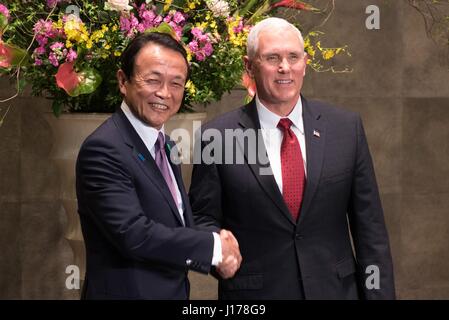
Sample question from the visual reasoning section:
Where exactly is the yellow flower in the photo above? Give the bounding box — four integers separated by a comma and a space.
322, 49, 335, 60
304, 38, 315, 58
186, 48, 192, 62
114, 51, 122, 56
227, 17, 248, 48
185, 80, 196, 95
196, 22, 208, 29
163, 0, 173, 12
64, 17, 90, 45
90, 29, 105, 43
187, 0, 196, 10
53, 20, 63, 30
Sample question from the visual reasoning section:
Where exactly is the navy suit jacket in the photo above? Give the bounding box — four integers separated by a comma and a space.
76, 109, 214, 299
189, 97, 395, 299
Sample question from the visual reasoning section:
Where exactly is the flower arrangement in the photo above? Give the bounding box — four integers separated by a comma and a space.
0, 0, 349, 115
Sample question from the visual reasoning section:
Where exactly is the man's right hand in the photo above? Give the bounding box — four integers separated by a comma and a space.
216, 229, 242, 279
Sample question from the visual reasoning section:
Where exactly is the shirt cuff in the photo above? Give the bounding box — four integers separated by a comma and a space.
211, 232, 222, 266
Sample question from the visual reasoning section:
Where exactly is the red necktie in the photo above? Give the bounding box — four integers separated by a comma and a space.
278, 118, 305, 221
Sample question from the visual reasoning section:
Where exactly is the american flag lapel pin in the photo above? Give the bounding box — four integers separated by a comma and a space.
313, 129, 321, 138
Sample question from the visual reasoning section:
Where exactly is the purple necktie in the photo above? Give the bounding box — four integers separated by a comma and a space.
154, 132, 178, 204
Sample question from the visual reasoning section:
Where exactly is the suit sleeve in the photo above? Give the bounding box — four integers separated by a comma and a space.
76, 136, 214, 274
189, 128, 223, 233
347, 114, 396, 299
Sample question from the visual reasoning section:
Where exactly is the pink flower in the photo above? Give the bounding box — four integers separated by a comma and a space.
120, 13, 139, 37
0, 4, 10, 21
191, 28, 204, 40
173, 12, 185, 25
233, 20, 244, 34
163, 15, 171, 23
188, 40, 199, 52
50, 42, 64, 51
35, 35, 48, 47
203, 42, 213, 56
195, 51, 206, 61
34, 58, 43, 66
33, 19, 58, 47
170, 24, 184, 39
47, 0, 62, 9
34, 46, 46, 56
48, 52, 59, 67
188, 28, 214, 61
66, 49, 77, 62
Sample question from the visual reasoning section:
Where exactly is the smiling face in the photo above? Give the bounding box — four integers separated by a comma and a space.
245, 28, 307, 116
117, 43, 188, 129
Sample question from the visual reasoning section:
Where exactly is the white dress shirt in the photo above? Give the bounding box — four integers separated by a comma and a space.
256, 96, 307, 194
121, 101, 222, 265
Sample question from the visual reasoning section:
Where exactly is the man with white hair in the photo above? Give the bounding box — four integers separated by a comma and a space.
189, 17, 395, 299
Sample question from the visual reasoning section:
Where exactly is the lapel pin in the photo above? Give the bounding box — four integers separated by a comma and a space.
313, 129, 321, 138
137, 153, 145, 161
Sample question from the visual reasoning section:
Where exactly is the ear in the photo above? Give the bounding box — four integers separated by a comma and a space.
243, 56, 254, 78
116, 69, 128, 96
302, 53, 308, 76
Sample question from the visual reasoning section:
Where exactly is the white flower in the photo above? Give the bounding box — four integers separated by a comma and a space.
206, 0, 230, 18
104, 0, 133, 12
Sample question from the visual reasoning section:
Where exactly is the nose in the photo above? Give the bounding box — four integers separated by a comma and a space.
278, 57, 291, 73
155, 82, 171, 99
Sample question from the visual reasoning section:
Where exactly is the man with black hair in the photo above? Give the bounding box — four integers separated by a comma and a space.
76, 32, 241, 300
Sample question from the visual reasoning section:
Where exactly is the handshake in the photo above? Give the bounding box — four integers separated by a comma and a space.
216, 229, 242, 279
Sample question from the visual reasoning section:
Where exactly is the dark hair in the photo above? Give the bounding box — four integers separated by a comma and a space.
120, 32, 190, 81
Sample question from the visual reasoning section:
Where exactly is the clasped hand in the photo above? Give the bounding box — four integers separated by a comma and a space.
216, 229, 242, 279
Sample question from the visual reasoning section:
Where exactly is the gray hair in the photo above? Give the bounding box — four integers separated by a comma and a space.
246, 17, 305, 59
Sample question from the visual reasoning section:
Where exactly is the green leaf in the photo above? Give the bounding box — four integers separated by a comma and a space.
52, 99, 63, 117
17, 77, 27, 93
70, 68, 102, 97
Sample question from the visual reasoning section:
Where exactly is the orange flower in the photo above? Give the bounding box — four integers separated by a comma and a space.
270, 0, 317, 11
0, 41, 12, 68
55, 62, 80, 95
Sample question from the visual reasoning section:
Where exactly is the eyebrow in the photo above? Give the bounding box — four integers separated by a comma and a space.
138, 71, 186, 81
263, 50, 303, 56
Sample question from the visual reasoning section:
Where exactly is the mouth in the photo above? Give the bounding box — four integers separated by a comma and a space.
149, 103, 169, 111
275, 80, 293, 85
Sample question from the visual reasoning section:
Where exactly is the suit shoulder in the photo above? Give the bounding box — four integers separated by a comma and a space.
308, 99, 360, 122
78, 115, 125, 157
201, 105, 246, 131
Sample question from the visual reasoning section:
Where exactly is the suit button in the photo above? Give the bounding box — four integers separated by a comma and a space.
185, 259, 192, 266
295, 234, 303, 240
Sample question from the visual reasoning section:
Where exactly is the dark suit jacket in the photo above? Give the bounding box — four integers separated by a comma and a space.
76, 109, 214, 299
189, 97, 395, 299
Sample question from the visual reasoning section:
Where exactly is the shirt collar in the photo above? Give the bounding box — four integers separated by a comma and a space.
255, 95, 304, 134
121, 101, 165, 151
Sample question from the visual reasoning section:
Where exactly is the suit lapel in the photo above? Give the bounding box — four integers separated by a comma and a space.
298, 96, 326, 226
112, 110, 184, 226
238, 101, 296, 226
